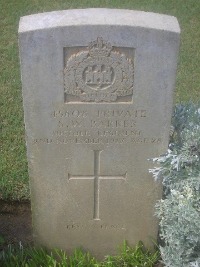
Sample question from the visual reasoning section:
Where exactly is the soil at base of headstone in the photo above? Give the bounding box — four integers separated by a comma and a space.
0, 200, 164, 266
0, 200, 33, 251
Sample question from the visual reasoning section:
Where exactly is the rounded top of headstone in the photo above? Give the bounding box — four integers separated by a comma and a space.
19, 8, 180, 34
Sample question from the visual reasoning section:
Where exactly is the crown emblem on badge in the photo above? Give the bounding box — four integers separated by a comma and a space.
64, 37, 134, 103
88, 37, 112, 57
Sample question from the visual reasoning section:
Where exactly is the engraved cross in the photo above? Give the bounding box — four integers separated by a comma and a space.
68, 150, 126, 220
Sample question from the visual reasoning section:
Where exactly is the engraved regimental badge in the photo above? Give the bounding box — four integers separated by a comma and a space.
64, 37, 134, 103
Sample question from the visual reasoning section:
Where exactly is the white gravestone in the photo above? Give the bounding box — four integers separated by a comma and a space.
19, 9, 180, 258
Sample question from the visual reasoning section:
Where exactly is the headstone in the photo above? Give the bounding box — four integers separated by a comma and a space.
19, 9, 180, 259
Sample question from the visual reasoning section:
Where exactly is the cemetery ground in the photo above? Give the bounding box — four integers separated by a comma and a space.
0, 1, 200, 266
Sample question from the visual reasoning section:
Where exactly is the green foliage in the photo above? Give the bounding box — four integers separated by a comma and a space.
0, 241, 159, 267
68, 249, 97, 266
150, 102, 200, 267
100, 241, 159, 267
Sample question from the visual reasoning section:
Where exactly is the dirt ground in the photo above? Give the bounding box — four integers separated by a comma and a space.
0, 200, 33, 251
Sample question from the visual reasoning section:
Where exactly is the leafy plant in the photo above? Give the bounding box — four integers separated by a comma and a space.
101, 241, 160, 267
150, 102, 200, 267
0, 241, 159, 267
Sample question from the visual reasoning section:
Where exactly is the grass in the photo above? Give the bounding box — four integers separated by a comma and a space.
0, 0, 200, 200
0, 241, 160, 267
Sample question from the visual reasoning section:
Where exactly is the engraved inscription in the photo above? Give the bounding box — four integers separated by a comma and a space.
31, 108, 162, 146
64, 37, 134, 103
32, 137, 162, 145
66, 223, 126, 231
68, 150, 126, 220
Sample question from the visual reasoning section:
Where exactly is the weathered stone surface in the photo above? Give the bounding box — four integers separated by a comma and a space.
19, 9, 180, 259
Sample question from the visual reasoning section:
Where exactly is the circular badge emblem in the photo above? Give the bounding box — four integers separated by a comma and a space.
64, 37, 134, 102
